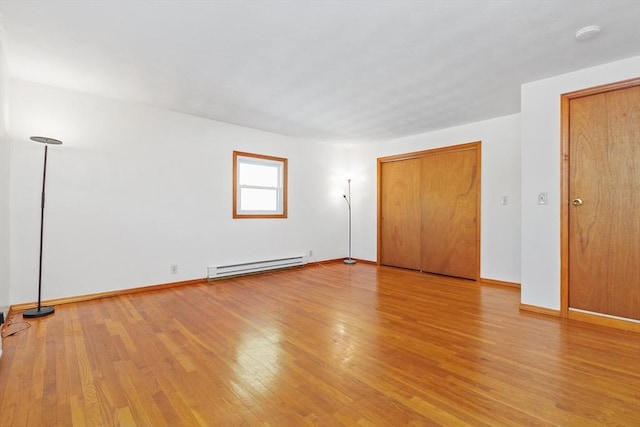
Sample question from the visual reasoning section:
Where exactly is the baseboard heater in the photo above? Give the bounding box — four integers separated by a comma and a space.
207, 255, 306, 280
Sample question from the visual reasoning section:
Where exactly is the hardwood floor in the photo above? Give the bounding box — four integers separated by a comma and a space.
1, 263, 638, 426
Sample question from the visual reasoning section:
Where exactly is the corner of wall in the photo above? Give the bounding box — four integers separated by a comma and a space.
0, 28, 12, 315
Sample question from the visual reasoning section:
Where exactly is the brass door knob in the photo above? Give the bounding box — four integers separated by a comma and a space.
572, 198, 583, 206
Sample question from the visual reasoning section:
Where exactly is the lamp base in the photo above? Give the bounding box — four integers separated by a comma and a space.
343, 258, 356, 265
23, 306, 55, 318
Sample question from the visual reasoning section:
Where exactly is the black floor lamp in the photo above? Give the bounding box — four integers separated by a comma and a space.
343, 178, 356, 265
23, 136, 62, 318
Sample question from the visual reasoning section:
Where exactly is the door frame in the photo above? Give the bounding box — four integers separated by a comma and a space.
560, 77, 640, 330
377, 141, 481, 280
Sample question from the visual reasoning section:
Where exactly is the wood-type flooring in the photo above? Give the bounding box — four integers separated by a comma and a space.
0, 263, 638, 426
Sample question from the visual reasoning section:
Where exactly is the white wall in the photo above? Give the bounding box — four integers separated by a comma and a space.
0, 35, 10, 319
8, 80, 347, 304
347, 114, 522, 284
8, 56, 637, 309
520, 56, 640, 310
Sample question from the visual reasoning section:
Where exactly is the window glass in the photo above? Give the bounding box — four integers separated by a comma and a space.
233, 151, 288, 218
238, 163, 279, 187
240, 188, 278, 211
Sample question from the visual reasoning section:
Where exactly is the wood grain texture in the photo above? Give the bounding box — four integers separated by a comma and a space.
479, 278, 520, 288
9, 278, 208, 312
568, 83, 640, 320
421, 146, 479, 279
1, 263, 638, 426
568, 309, 640, 333
378, 142, 480, 280
379, 158, 422, 270
519, 303, 561, 317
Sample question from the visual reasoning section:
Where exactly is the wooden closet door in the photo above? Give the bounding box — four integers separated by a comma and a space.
420, 147, 479, 280
568, 84, 640, 320
379, 158, 421, 270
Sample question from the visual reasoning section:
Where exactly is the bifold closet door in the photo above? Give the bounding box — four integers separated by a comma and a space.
420, 147, 479, 280
379, 158, 421, 270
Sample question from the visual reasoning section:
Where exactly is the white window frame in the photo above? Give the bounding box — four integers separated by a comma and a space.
233, 151, 288, 219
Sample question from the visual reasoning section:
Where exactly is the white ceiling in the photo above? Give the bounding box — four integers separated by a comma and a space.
1, 0, 639, 144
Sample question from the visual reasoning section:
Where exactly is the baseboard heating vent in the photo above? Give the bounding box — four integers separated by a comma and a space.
208, 256, 306, 280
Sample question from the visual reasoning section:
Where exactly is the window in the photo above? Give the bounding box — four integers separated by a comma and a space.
233, 151, 288, 218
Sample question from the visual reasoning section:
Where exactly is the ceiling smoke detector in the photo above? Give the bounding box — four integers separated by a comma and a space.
575, 26, 601, 41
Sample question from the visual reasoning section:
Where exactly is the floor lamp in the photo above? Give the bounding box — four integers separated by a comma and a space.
23, 136, 62, 318
343, 178, 356, 265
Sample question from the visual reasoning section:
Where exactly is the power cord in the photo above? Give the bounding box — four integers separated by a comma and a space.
1, 319, 31, 338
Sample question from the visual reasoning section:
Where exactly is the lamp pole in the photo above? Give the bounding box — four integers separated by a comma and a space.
343, 178, 356, 265
24, 136, 61, 318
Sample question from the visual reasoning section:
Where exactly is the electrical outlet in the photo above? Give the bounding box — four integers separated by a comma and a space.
538, 192, 548, 205
170, 264, 178, 274
308, 249, 313, 257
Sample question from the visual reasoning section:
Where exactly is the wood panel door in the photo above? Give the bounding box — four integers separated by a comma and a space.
567, 82, 640, 320
420, 146, 480, 280
379, 158, 421, 270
